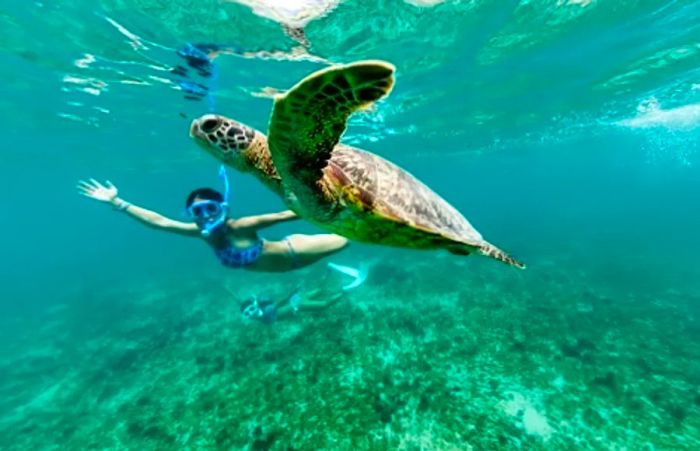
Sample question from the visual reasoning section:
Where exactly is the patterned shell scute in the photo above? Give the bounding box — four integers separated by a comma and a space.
328, 145, 485, 246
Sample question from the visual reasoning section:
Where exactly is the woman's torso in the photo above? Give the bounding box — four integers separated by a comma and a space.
205, 220, 293, 272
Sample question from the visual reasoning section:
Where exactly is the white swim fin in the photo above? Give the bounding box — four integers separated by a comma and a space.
327, 262, 368, 291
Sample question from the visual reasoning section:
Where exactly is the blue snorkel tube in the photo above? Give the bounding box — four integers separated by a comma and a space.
208, 52, 218, 112
177, 42, 226, 237
200, 165, 230, 237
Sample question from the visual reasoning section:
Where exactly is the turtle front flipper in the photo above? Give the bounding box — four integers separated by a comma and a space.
267, 60, 395, 194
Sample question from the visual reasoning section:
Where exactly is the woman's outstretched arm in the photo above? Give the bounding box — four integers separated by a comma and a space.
233, 210, 299, 231
77, 178, 199, 237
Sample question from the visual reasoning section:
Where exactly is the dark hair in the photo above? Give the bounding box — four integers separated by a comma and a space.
186, 188, 223, 208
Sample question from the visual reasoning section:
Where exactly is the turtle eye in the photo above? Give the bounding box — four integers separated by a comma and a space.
201, 118, 220, 133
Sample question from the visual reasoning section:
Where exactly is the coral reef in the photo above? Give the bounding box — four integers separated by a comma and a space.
0, 258, 698, 449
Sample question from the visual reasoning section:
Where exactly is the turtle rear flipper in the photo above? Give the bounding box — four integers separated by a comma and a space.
478, 243, 525, 269
449, 242, 525, 269
267, 60, 395, 191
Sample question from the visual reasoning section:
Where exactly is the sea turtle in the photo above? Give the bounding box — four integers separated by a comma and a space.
189, 60, 525, 268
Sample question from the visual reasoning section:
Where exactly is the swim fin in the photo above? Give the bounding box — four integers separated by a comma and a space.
327, 262, 368, 291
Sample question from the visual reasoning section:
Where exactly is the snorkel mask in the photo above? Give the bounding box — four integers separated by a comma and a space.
187, 165, 230, 237
242, 296, 264, 319
176, 43, 213, 71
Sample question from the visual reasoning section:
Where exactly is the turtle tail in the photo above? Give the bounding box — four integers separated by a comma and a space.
478, 243, 526, 269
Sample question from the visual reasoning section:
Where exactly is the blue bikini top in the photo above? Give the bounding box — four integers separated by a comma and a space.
214, 239, 263, 268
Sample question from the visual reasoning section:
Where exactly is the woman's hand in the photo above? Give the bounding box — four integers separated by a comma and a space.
75, 179, 197, 235
77, 179, 118, 204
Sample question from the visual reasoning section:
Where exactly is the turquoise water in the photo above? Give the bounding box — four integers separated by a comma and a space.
2, 0, 700, 448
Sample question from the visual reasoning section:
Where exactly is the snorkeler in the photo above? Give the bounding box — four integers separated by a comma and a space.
76, 167, 348, 272
239, 288, 344, 323
172, 41, 330, 89
171, 39, 333, 108
238, 262, 366, 323
174, 43, 226, 78
171, 43, 223, 102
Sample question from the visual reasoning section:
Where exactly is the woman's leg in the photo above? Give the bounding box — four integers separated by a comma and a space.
298, 292, 345, 312
275, 304, 295, 319
275, 291, 344, 319
284, 234, 349, 269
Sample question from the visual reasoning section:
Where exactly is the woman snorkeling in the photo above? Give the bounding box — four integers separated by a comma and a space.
77, 167, 348, 272
237, 262, 367, 323
239, 287, 344, 324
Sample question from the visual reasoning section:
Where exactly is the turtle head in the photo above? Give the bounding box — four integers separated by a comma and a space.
190, 114, 256, 170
